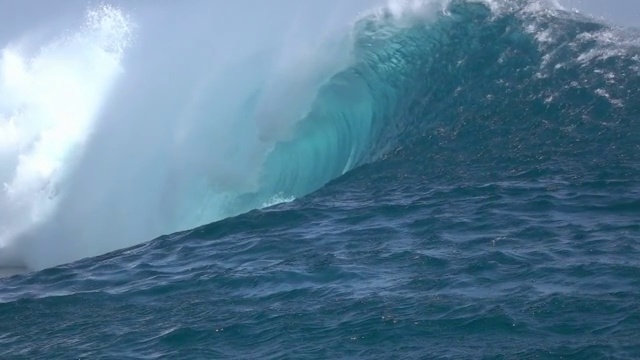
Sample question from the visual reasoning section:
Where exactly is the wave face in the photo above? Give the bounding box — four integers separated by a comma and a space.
1, 0, 640, 358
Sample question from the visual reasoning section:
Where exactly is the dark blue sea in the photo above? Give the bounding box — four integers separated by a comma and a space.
1, 0, 639, 358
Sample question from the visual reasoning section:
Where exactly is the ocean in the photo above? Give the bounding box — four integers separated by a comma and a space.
1, 0, 639, 358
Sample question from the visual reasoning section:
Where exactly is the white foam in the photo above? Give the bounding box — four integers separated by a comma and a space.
0, 5, 132, 264
262, 194, 296, 208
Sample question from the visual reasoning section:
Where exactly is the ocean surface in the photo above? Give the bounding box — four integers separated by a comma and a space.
1, 0, 640, 358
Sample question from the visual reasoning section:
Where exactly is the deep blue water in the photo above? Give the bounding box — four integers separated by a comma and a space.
2, 0, 640, 358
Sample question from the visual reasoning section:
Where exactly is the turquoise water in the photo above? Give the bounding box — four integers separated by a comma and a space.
1, 0, 640, 358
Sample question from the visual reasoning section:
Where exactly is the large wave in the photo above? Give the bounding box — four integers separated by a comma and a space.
1, 0, 639, 270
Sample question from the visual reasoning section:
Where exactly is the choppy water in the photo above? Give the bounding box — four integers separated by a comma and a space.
1, 0, 640, 358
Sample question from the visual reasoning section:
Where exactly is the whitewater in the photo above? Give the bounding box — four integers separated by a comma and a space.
1, 0, 640, 358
